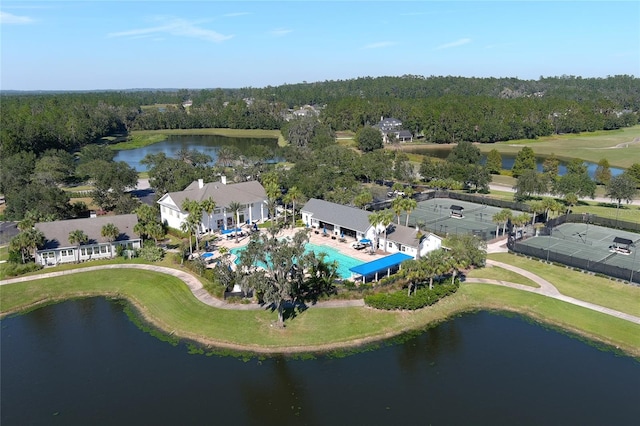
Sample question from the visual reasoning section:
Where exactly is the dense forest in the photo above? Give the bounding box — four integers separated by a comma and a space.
1, 75, 638, 156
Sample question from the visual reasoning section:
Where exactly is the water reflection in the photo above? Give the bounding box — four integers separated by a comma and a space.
405, 146, 625, 178
1, 299, 638, 425
113, 134, 279, 171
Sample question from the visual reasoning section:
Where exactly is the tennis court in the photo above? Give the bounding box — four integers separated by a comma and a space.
400, 198, 526, 240
517, 223, 640, 271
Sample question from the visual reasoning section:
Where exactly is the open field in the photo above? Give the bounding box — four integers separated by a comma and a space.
2, 258, 639, 356
404, 126, 640, 169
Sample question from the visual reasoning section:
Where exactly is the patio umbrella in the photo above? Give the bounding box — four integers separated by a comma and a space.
323, 227, 327, 235
360, 238, 371, 244
341, 231, 344, 238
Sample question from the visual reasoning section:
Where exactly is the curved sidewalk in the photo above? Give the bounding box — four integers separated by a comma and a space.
466, 259, 640, 325
1, 262, 637, 323
0, 264, 364, 310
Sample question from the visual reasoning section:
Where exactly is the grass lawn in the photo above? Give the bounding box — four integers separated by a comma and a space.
475, 126, 640, 169
466, 265, 539, 287
403, 126, 640, 169
488, 253, 640, 316
2, 260, 639, 356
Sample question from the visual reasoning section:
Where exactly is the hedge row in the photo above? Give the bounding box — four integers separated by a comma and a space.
364, 281, 459, 310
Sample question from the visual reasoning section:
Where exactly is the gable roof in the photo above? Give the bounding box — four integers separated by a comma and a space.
385, 224, 421, 247
301, 198, 372, 233
160, 180, 267, 211
35, 214, 139, 250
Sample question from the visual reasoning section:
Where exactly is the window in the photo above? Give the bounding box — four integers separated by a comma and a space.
100, 245, 108, 254
81, 248, 88, 256
60, 249, 73, 257
214, 208, 221, 214
43, 251, 55, 259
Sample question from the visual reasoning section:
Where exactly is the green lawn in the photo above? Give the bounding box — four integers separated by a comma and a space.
488, 253, 640, 316
475, 126, 640, 169
2, 261, 639, 356
466, 265, 539, 287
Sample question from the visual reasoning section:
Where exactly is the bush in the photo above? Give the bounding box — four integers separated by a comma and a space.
364, 281, 459, 310
138, 245, 164, 262
3, 262, 43, 277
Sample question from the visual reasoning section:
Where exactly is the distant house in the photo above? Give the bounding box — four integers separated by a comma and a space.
34, 214, 141, 266
373, 117, 413, 143
300, 199, 441, 258
157, 177, 268, 233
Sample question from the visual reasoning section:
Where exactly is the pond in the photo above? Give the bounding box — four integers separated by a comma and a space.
404, 146, 625, 178
113, 135, 279, 172
2, 298, 638, 425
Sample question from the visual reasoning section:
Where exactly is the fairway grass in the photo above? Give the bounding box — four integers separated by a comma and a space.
404, 126, 640, 169
2, 265, 638, 357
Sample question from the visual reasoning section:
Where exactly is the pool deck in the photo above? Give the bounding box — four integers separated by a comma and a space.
199, 226, 385, 266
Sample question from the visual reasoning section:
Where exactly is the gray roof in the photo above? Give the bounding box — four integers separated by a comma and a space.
301, 199, 372, 233
35, 214, 139, 250
161, 179, 267, 211
385, 224, 420, 247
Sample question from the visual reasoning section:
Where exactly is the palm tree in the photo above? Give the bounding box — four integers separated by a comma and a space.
528, 200, 545, 225
68, 229, 88, 263
495, 208, 513, 237
424, 249, 450, 290
228, 201, 243, 243
100, 223, 120, 258
287, 186, 302, 228
392, 197, 404, 225
404, 198, 418, 227
282, 192, 291, 225
564, 193, 578, 215
182, 198, 203, 251
201, 197, 216, 235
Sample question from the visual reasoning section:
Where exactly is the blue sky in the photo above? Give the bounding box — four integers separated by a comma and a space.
1, 1, 638, 90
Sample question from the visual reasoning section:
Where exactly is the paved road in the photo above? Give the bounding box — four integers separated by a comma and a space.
2, 261, 638, 323
489, 183, 640, 206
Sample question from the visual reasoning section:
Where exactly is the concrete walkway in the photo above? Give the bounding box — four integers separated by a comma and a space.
1, 260, 637, 323
466, 259, 640, 325
0, 264, 364, 310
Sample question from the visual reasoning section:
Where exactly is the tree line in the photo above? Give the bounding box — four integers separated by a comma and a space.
2, 75, 639, 156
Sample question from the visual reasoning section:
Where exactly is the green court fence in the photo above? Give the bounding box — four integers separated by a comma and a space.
507, 238, 640, 285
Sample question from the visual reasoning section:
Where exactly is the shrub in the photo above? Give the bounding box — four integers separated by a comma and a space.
3, 261, 43, 277
138, 245, 164, 262
364, 281, 459, 310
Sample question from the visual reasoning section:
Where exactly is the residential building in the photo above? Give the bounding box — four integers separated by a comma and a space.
34, 214, 141, 266
157, 177, 268, 233
373, 116, 413, 143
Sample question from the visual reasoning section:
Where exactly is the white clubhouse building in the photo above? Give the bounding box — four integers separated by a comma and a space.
301, 199, 441, 259
158, 177, 269, 233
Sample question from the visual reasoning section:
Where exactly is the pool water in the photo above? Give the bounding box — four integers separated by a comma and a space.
230, 242, 363, 279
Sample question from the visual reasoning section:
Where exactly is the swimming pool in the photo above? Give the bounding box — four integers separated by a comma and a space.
230, 242, 363, 279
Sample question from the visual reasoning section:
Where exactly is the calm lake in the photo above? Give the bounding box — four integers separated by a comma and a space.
114, 135, 279, 171
404, 146, 625, 178
2, 298, 638, 425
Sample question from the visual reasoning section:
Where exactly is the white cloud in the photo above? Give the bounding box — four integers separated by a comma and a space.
363, 41, 397, 49
270, 28, 292, 37
436, 38, 471, 50
108, 17, 232, 43
0, 11, 34, 24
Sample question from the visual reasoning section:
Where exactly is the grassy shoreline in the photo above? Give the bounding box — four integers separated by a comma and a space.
109, 128, 285, 151
1, 267, 638, 357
